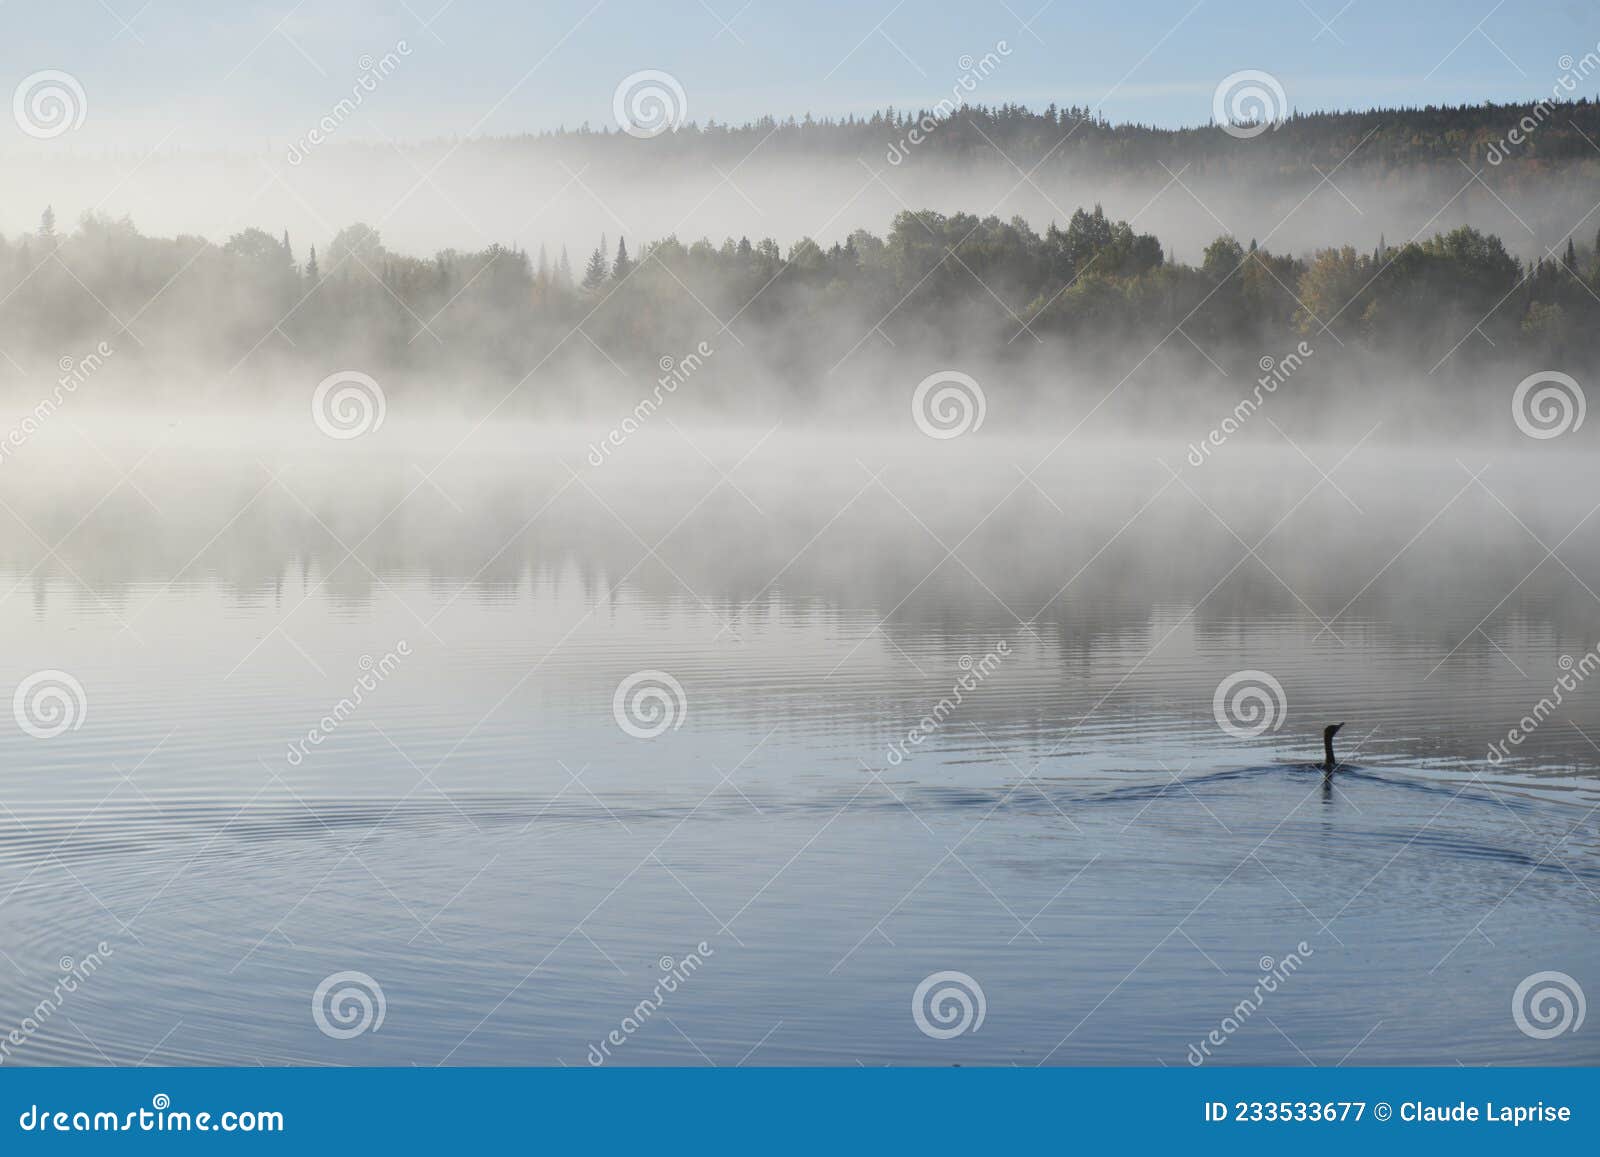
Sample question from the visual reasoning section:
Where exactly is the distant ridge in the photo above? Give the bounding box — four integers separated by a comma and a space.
387, 97, 1600, 172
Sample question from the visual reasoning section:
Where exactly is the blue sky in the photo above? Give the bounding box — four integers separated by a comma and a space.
2, 0, 1596, 147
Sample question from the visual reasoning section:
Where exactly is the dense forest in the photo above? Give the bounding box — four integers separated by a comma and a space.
2, 198, 1595, 393
499, 97, 1600, 173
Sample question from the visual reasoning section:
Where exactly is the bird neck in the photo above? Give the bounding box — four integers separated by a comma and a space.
1323, 732, 1336, 769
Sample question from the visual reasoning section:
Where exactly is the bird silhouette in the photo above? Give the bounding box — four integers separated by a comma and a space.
1322, 722, 1345, 774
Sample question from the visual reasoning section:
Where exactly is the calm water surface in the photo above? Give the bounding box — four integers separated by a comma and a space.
1, 425, 1596, 1066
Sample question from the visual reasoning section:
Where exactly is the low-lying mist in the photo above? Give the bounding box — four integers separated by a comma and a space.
4, 423, 1595, 641
7, 100, 1598, 268
3, 101, 1596, 456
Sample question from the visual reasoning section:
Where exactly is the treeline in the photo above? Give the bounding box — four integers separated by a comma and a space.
498, 98, 1600, 173
2, 201, 1597, 389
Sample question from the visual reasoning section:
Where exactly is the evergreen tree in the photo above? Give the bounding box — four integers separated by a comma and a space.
612, 237, 633, 280
1565, 237, 1578, 272
39, 206, 56, 239
582, 234, 609, 290
305, 245, 319, 281
282, 230, 294, 266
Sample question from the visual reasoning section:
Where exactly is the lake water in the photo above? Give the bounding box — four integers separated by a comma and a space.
1, 423, 1596, 1066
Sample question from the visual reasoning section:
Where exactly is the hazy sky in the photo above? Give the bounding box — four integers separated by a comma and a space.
1, 0, 1595, 151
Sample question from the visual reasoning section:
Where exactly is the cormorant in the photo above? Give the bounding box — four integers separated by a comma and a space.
1323, 722, 1345, 773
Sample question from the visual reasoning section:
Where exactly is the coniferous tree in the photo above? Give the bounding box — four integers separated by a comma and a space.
582, 234, 609, 290
612, 237, 633, 280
